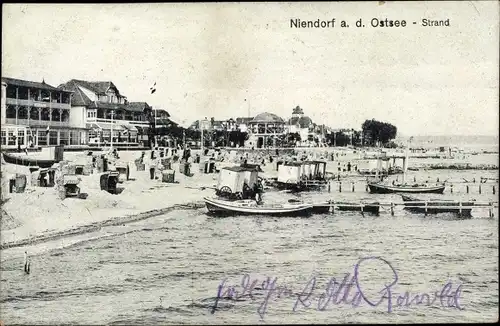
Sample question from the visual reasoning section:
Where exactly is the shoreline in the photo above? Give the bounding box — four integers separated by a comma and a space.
0, 201, 205, 250
1, 148, 498, 258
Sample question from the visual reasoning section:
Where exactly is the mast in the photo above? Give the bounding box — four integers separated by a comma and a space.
402, 139, 410, 183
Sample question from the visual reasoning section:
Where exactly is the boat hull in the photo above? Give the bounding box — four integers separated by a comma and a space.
2, 152, 57, 168
204, 197, 313, 217
368, 183, 445, 194
401, 195, 473, 217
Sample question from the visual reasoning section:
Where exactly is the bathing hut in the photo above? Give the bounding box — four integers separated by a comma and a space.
275, 160, 328, 191
216, 166, 260, 200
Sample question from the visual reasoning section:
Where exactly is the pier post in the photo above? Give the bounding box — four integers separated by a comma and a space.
414, 176, 416, 182
437, 177, 439, 183
493, 186, 496, 195
473, 178, 475, 183
328, 182, 331, 193
331, 200, 335, 214
352, 182, 355, 192
360, 204, 364, 217
390, 202, 395, 216
466, 185, 469, 194
459, 201, 462, 217
451, 184, 453, 193
479, 184, 482, 194
489, 202, 493, 218
424, 201, 428, 216
339, 182, 342, 192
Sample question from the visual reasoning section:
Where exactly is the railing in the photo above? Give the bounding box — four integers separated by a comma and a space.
89, 118, 150, 127
5, 98, 70, 110
3, 118, 70, 127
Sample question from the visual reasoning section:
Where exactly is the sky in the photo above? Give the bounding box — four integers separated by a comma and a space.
2, 2, 499, 135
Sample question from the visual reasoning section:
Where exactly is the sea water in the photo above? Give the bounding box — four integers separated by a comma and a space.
1, 203, 498, 324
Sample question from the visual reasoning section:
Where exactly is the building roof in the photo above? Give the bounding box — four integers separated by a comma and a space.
127, 102, 152, 113
288, 116, 313, 128
2, 77, 72, 93
59, 79, 121, 96
251, 112, 284, 124
154, 108, 170, 118
236, 117, 254, 124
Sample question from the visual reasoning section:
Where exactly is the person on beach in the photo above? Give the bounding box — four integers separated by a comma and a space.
24, 251, 30, 274
145, 153, 155, 180
254, 178, 264, 204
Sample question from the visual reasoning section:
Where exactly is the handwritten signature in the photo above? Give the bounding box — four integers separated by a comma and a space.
211, 256, 464, 319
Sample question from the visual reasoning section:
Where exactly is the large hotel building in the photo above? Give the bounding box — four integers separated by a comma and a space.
1, 77, 87, 149
1, 77, 160, 149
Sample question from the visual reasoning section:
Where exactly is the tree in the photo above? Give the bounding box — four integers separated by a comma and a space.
362, 119, 397, 147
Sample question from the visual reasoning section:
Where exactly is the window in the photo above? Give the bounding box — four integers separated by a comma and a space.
41, 108, 50, 121
38, 131, 47, 145
51, 109, 61, 122
70, 131, 80, 145
17, 130, 25, 145
30, 107, 39, 120
60, 131, 69, 145
49, 131, 58, 145
8, 130, 15, 145
61, 110, 70, 122
6, 105, 16, 119
18, 107, 28, 120
6, 85, 17, 98
1, 130, 6, 145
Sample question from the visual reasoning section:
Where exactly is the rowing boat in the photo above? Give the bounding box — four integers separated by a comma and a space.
2, 152, 58, 168
204, 197, 313, 216
368, 182, 446, 194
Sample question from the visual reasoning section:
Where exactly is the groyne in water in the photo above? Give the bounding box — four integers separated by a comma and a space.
426, 163, 498, 170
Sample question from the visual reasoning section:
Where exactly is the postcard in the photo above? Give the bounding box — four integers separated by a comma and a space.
1, 1, 498, 324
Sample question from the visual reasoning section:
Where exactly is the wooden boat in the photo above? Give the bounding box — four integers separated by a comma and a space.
368, 182, 446, 194
204, 197, 313, 216
401, 195, 475, 217
367, 142, 445, 194
2, 152, 57, 168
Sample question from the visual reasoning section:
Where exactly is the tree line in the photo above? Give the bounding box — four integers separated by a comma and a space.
146, 116, 398, 148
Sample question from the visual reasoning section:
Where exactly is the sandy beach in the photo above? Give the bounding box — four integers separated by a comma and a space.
1, 146, 498, 252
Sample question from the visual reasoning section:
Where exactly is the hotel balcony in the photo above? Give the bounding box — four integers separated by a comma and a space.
5, 97, 70, 110
88, 117, 151, 127
4, 118, 70, 128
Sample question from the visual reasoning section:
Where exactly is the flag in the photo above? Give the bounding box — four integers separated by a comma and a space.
150, 82, 156, 94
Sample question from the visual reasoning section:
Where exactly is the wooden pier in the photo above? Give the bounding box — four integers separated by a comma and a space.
309, 200, 499, 218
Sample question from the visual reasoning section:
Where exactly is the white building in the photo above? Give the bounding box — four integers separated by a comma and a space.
1, 77, 86, 149
58, 79, 153, 145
